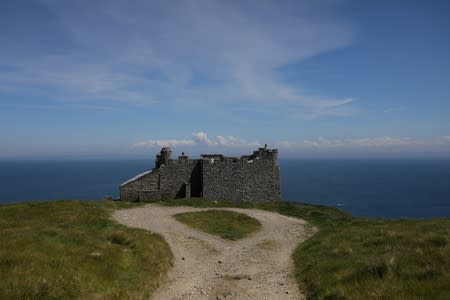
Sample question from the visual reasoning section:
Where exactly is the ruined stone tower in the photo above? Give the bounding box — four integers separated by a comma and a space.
120, 146, 280, 203
155, 147, 172, 168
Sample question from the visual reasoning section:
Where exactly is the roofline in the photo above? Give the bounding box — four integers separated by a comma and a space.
120, 170, 153, 186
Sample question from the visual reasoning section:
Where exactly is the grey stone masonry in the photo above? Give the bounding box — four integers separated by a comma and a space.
120, 146, 280, 203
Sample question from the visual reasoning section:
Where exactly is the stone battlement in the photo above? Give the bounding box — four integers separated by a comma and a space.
120, 146, 280, 203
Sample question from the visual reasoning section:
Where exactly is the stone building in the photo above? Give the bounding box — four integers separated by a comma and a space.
120, 146, 280, 203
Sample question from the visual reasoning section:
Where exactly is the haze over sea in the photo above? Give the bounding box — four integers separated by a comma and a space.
1, 159, 449, 218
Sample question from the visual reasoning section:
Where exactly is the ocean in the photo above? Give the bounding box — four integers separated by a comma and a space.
0, 159, 449, 218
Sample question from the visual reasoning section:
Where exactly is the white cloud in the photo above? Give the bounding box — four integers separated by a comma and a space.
192, 131, 216, 146
134, 131, 259, 149
216, 135, 258, 147
0, 0, 356, 117
276, 136, 450, 150
133, 139, 196, 148
302, 136, 421, 148
134, 134, 450, 151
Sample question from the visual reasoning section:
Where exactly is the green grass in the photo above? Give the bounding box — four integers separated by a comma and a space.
157, 198, 450, 299
3, 197, 448, 299
0, 200, 173, 299
161, 197, 351, 228
294, 218, 450, 299
173, 210, 261, 240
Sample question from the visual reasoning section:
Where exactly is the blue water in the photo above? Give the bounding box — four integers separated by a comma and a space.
281, 159, 450, 218
0, 159, 449, 218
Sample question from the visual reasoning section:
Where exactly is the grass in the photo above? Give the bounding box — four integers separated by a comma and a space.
294, 218, 450, 299
2, 197, 448, 299
0, 200, 173, 299
173, 209, 261, 240
160, 197, 352, 228
156, 198, 450, 299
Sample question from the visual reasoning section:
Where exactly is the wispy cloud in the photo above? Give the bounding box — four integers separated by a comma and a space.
134, 133, 450, 157
0, 102, 120, 111
0, 0, 356, 117
302, 136, 422, 148
276, 136, 450, 149
133, 139, 196, 148
133, 131, 259, 149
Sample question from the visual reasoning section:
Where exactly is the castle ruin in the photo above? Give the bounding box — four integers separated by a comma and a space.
120, 146, 280, 203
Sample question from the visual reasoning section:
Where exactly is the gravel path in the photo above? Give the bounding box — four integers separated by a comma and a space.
113, 204, 314, 300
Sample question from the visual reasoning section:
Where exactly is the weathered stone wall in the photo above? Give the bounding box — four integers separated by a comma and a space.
120, 169, 161, 201
201, 153, 280, 203
120, 147, 281, 203
159, 159, 200, 199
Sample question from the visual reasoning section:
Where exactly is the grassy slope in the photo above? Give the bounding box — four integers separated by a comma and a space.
159, 198, 450, 299
174, 210, 261, 240
296, 218, 450, 299
2, 198, 448, 299
0, 200, 172, 300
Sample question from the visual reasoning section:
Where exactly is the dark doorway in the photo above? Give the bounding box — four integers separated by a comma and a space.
190, 163, 202, 197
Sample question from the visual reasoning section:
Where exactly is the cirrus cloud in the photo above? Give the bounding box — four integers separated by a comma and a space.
0, 0, 356, 119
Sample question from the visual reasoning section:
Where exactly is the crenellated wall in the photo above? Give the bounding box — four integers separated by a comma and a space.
119, 147, 280, 203
201, 150, 280, 203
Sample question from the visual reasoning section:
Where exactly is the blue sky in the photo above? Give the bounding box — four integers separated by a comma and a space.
1, 0, 449, 159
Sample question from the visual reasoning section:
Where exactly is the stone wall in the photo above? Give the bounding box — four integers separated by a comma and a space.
158, 159, 200, 199
119, 170, 161, 201
120, 147, 281, 203
201, 153, 280, 203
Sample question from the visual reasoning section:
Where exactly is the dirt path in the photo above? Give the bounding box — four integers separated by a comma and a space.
113, 204, 314, 300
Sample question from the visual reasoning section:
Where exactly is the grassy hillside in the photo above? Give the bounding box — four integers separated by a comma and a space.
0, 200, 172, 299
160, 198, 450, 299
1, 198, 448, 299
294, 218, 450, 299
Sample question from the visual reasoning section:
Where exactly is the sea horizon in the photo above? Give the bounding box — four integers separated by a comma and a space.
1, 158, 449, 219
